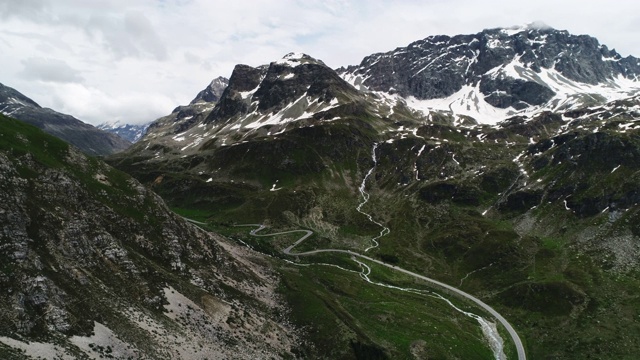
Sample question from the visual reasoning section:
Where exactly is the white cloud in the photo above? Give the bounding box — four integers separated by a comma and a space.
83, 11, 168, 61
19, 57, 84, 83
0, 0, 51, 21
0, 0, 639, 125
47, 82, 175, 125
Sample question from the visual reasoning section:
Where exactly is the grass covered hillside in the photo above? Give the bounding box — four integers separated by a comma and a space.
0, 114, 302, 359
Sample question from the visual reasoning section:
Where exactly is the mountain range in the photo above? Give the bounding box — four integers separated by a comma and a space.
0, 83, 131, 156
3, 24, 640, 359
119, 24, 640, 161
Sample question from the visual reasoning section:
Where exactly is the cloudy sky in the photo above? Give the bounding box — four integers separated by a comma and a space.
1, 0, 639, 125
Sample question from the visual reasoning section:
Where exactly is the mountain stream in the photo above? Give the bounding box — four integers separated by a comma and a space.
357, 143, 391, 252
354, 142, 506, 359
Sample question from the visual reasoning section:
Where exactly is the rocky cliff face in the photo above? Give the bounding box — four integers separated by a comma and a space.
340, 25, 640, 98
203, 53, 364, 127
137, 77, 229, 155
0, 82, 131, 156
190, 76, 230, 105
0, 115, 299, 359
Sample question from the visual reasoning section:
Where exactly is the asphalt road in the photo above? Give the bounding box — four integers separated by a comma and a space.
242, 224, 526, 360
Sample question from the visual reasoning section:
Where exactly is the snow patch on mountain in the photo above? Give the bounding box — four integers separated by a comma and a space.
403, 84, 516, 125
215, 93, 340, 136
490, 58, 640, 103
344, 55, 640, 125
500, 21, 554, 36
275, 53, 312, 67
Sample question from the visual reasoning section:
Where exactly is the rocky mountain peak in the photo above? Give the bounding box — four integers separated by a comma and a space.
343, 26, 640, 95
500, 21, 555, 33
204, 53, 358, 125
0, 82, 41, 110
128, 52, 368, 154
190, 76, 229, 104
144, 75, 231, 139
273, 52, 326, 67
203, 64, 268, 123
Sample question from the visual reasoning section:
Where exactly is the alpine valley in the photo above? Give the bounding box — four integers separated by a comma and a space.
3, 24, 640, 359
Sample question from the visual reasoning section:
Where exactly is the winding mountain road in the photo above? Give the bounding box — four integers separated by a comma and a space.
241, 224, 526, 360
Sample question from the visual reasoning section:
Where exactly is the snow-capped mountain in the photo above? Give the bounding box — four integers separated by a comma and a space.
97, 121, 151, 143
138, 25, 640, 156
0, 82, 131, 155
339, 23, 640, 124
203, 53, 360, 130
